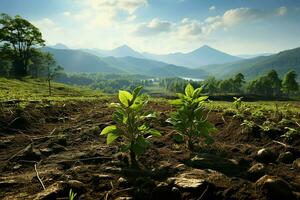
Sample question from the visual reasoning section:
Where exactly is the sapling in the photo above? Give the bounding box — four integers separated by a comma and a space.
100, 86, 161, 167
167, 84, 216, 150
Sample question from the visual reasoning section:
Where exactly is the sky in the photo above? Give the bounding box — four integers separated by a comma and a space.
1, 0, 300, 55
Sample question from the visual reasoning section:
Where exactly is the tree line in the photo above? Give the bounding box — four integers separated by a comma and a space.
0, 13, 62, 95
159, 70, 299, 98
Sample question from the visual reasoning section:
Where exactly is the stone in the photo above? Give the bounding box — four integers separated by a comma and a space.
278, 152, 294, 164
255, 175, 296, 200
170, 177, 207, 190
247, 163, 265, 181
292, 158, 300, 169
190, 154, 240, 176
67, 180, 86, 193
256, 148, 276, 163
34, 181, 65, 200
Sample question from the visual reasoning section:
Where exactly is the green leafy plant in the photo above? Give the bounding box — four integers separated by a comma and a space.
241, 119, 256, 132
233, 97, 245, 119
100, 86, 161, 167
251, 110, 265, 120
259, 120, 277, 132
167, 84, 216, 150
69, 189, 77, 200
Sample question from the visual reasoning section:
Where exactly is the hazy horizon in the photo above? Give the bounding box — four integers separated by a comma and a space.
1, 0, 300, 55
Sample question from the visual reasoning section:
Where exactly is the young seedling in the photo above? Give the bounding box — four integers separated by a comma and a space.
69, 189, 77, 200
233, 97, 245, 119
100, 86, 161, 168
167, 84, 216, 150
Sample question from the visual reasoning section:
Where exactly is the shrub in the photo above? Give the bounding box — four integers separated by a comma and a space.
167, 84, 216, 150
100, 86, 161, 167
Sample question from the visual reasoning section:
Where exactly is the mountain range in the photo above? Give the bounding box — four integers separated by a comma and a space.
46, 44, 300, 80
198, 47, 300, 79
68, 44, 243, 68
42, 47, 208, 78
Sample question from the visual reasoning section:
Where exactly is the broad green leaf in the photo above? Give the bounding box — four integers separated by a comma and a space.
119, 90, 133, 107
148, 129, 161, 137
197, 96, 209, 102
100, 125, 117, 135
107, 132, 121, 144
132, 86, 143, 99
113, 111, 125, 123
185, 84, 194, 97
192, 87, 203, 98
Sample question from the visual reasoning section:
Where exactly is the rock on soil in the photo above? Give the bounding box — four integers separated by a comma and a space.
256, 148, 277, 163
278, 151, 294, 164
255, 175, 296, 200
247, 163, 265, 181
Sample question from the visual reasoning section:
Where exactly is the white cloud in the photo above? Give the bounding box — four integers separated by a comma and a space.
133, 18, 173, 36
209, 6, 216, 11
86, 0, 147, 14
63, 11, 71, 16
177, 18, 203, 39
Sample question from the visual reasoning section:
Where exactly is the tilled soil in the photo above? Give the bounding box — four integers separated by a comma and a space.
0, 99, 299, 200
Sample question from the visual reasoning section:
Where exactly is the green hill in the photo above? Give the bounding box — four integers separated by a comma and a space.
0, 77, 102, 101
199, 47, 300, 79
42, 47, 123, 73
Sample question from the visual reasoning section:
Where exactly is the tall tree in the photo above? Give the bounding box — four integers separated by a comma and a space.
0, 13, 45, 76
266, 70, 282, 97
282, 70, 299, 96
44, 53, 63, 96
233, 73, 245, 92
0, 44, 12, 76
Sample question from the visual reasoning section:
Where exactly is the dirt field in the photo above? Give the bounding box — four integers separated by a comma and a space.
0, 99, 299, 200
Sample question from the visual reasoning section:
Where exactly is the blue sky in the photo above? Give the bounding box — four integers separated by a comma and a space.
1, 0, 300, 55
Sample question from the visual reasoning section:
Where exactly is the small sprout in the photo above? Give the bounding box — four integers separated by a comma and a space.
241, 119, 256, 132
69, 189, 77, 200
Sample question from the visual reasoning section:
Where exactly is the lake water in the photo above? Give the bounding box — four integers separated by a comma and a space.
180, 77, 204, 82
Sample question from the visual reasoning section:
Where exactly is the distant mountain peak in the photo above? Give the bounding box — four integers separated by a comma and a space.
114, 45, 133, 51
110, 45, 144, 58
50, 43, 69, 50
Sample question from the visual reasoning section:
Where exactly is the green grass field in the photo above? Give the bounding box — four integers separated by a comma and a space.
0, 77, 105, 102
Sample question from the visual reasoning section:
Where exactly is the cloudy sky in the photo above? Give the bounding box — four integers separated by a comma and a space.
1, 0, 300, 55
